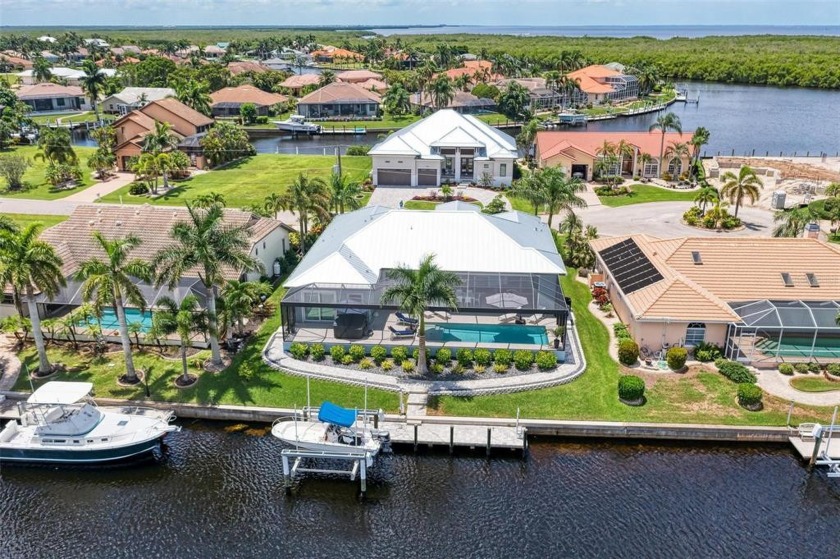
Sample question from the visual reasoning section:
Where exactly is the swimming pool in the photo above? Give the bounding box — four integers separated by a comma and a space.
77, 308, 154, 332
425, 323, 549, 346
755, 336, 840, 359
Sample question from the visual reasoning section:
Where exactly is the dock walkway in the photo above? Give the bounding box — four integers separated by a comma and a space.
380, 420, 526, 455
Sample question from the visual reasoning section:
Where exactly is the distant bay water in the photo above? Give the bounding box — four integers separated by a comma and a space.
369, 25, 840, 38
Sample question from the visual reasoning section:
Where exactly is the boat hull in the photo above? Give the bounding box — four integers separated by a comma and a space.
271, 421, 380, 456
0, 435, 166, 464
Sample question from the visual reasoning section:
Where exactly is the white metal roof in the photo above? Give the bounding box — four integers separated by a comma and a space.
28, 382, 94, 405
285, 205, 565, 288
16, 67, 117, 80
105, 87, 175, 105
368, 109, 517, 160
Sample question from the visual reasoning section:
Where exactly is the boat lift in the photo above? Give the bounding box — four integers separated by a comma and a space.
281, 448, 375, 495
789, 406, 840, 478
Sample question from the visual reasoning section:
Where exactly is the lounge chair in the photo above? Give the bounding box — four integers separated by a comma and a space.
395, 312, 419, 326
499, 313, 517, 323
389, 326, 415, 339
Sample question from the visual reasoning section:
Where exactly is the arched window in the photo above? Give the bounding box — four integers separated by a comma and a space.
685, 323, 706, 346
668, 157, 682, 176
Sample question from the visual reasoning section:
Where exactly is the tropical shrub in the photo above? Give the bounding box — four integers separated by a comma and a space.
238, 362, 256, 382
737, 383, 763, 409
370, 345, 387, 364
349, 344, 366, 362
494, 363, 508, 374
435, 347, 452, 363
535, 351, 557, 370
309, 343, 325, 361
826, 363, 840, 377
341, 354, 354, 365
514, 350, 534, 371
330, 345, 346, 362
613, 323, 631, 341
618, 375, 646, 401
474, 348, 492, 366
456, 348, 474, 367
451, 362, 465, 375
391, 346, 408, 363
345, 145, 371, 156
474, 364, 486, 374
693, 342, 722, 362
618, 340, 640, 366
129, 182, 150, 195
430, 362, 444, 374
778, 363, 794, 375
401, 360, 415, 372
794, 362, 810, 374
289, 342, 308, 360
381, 359, 394, 371
494, 349, 513, 366
666, 347, 688, 371
716, 359, 757, 383
807, 361, 821, 374
359, 358, 373, 370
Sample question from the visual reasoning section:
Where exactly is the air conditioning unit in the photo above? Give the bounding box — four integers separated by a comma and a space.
771, 190, 786, 210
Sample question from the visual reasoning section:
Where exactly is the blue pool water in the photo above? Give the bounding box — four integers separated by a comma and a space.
78, 308, 154, 332
426, 322, 548, 345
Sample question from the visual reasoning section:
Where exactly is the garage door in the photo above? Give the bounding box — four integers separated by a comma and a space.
417, 169, 438, 186
377, 168, 412, 186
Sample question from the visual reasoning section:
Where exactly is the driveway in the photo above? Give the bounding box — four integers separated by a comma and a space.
0, 172, 136, 216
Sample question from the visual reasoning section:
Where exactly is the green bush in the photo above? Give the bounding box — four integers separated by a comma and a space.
310, 343, 325, 361
359, 358, 373, 370
381, 359, 394, 371
613, 323, 631, 341
430, 362, 444, 374
391, 346, 408, 363
514, 350, 534, 371
493, 349, 513, 366
349, 344, 366, 362
693, 342, 722, 362
737, 383, 763, 409
474, 348, 492, 366
330, 345, 346, 362
794, 362, 810, 374
493, 363, 508, 374
345, 145, 371, 156
435, 347, 452, 363
666, 347, 688, 371
778, 363, 794, 375
341, 354, 354, 365
289, 342, 308, 360
370, 345, 387, 364
717, 359, 757, 384
826, 363, 840, 377
618, 375, 645, 401
451, 362, 465, 375
807, 361, 821, 374
401, 360, 415, 372
456, 348, 474, 367
129, 182, 149, 195
618, 340, 639, 366
474, 364, 486, 374
535, 351, 557, 370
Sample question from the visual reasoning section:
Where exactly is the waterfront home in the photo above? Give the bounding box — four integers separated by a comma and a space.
113, 98, 214, 170
0, 204, 291, 321
410, 91, 497, 115
495, 77, 564, 111
227, 60, 271, 75
369, 109, 517, 187
296, 82, 381, 120
309, 46, 364, 64
535, 130, 694, 180
209, 85, 288, 117
567, 65, 640, 105
84, 38, 109, 48
15, 67, 117, 86
439, 60, 501, 82
39, 51, 61, 64
0, 51, 32, 71
589, 234, 840, 366
358, 79, 389, 93
279, 203, 569, 356
336, 69, 383, 84
15, 83, 90, 114
203, 45, 226, 59
279, 73, 320, 96
101, 87, 176, 115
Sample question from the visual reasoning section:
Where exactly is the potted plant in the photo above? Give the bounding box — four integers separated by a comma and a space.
553, 326, 564, 349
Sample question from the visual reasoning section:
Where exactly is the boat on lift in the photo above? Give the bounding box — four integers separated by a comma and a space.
271, 401, 389, 456
0, 381, 180, 464
273, 114, 321, 134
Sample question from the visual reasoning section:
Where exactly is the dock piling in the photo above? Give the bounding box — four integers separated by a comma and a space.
413, 424, 418, 452
786, 401, 794, 427
449, 426, 454, 454
486, 428, 491, 457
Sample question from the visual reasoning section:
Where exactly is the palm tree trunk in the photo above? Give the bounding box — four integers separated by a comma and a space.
298, 216, 306, 256
659, 133, 666, 177
180, 342, 189, 384
113, 292, 137, 382
238, 317, 245, 337
734, 197, 741, 218
25, 286, 51, 375
162, 170, 169, 190
206, 282, 223, 366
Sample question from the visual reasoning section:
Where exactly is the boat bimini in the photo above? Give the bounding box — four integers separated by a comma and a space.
271, 401, 389, 456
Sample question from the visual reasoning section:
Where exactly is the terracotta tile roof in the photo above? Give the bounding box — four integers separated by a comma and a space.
358, 78, 389, 92
41, 205, 282, 281
0, 53, 32, 68
210, 85, 288, 107
16, 83, 84, 99
336, 69, 383, 82
568, 64, 623, 80
310, 47, 363, 60
140, 98, 214, 128
297, 82, 381, 104
280, 74, 320, 89
227, 61, 271, 75
537, 131, 693, 162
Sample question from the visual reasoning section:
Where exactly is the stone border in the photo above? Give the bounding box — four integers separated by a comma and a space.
261, 316, 588, 397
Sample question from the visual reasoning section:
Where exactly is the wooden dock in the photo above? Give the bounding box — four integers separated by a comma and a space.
789, 435, 840, 461
380, 420, 527, 456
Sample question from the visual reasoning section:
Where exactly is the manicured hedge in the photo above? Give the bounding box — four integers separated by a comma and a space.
435, 347, 452, 363
310, 343, 325, 361
618, 340, 639, 366
289, 342, 308, 360
493, 349, 513, 367
737, 383, 763, 409
716, 359, 757, 384
778, 363, 794, 376
370, 345, 387, 364
666, 347, 688, 371
391, 346, 408, 363
474, 348, 492, 366
618, 375, 645, 401
535, 351, 557, 370
330, 345, 346, 362
513, 350, 534, 371
827, 363, 840, 377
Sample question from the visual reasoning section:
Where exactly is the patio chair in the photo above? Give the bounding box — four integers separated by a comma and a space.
389, 325, 416, 339
395, 312, 419, 326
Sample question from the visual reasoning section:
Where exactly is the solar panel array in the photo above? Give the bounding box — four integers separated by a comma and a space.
599, 239, 664, 294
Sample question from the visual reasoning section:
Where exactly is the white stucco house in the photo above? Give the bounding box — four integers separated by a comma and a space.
368, 109, 518, 187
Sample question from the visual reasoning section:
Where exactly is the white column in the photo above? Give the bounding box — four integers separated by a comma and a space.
411, 162, 418, 187
454, 148, 462, 182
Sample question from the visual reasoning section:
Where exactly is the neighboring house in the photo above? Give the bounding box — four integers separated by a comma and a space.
84, 38, 110, 48
309, 47, 364, 64
567, 65, 640, 105
278, 73, 320, 96
15, 67, 117, 86
210, 85, 288, 117
279, 203, 570, 356
101, 87, 176, 115
590, 234, 840, 366
15, 83, 90, 113
336, 69, 383, 84
440, 60, 501, 82
410, 91, 496, 115
369, 109, 517, 187
227, 61, 271, 75
495, 77, 563, 111
111, 45, 141, 56
65, 47, 88, 63
5, 205, 291, 320
40, 51, 61, 63
0, 52, 32, 71
296, 82, 381, 119
203, 45, 226, 59
535, 130, 694, 180
113, 97, 214, 170
358, 78, 389, 93
38, 36, 57, 44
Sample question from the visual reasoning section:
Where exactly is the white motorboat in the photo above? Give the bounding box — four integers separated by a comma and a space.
273, 114, 321, 134
0, 381, 180, 464
271, 401, 388, 457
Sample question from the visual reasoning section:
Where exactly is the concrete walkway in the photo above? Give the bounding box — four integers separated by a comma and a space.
756, 369, 840, 407
368, 186, 509, 209
0, 335, 22, 392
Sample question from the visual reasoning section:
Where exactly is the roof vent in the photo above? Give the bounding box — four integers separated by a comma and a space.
806, 273, 819, 287
781, 272, 794, 287
96, 208, 102, 214
115, 220, 122, 226
88, 220, 95, 226
134, 208, 140, 215
691, 251, 702, 265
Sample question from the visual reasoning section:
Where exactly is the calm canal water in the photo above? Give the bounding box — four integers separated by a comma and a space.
1, 421, 839, 558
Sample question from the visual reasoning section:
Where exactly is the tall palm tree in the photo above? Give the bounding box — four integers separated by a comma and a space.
0, 224, 66, 375
429, 74, 455, 109
279, 173, 331, 256
694, 186, 719, 215
329, 172, 362, 214
32, 57, 52, 83
76, 232, 154, 384
142, 121, 179, 155
772, 207, 815, 238
689, 126, 711, 167
649, 113, 682, 177
381, 254, 460, 375
383, 83, 411, 115
720, 166, 764, 218
264, 192, 285, 219
453, 73, 471, 92
637, 152, 654, 178
318, 70, 336, 88
79, 59, 106, 121
540, 167, 587, 228
221, 280, 270, 337
176, 81, 212, 116
35, 127, 77, 165
193, 192, 227, 208
663, 141, 692, 177
149, 295, 209, 386
509, 172, 546, 216
154, 202, 263, 368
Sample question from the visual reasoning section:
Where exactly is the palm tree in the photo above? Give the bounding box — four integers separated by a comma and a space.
221, 280, 270, 337
540, 167, 587, 228
176, 81, 212, 116
772, 207, 815, 238
454, 73, 471, 92
142, 121, 179, 155
383, 83, 411, 116
264, 192, 285, 219
649, 113, 682, 178
32, 57, 52, 83
76, 232, 154, 384
329, 172, 362, 214
720, 166, 764, 218
689, 126, 710, 168
318, 70, 336, 88
381, 254, 460, 375
637, 152, 654, 178
79, 59, 106, 121
0, 224, 66, 375
429, 74, 455, 110
694, 186, 719, 215
509, 172, 546, 215
154, 202, 262, 368
279, 173, 331, 256
193, 192, 227, 208
663, 141, 692, 177
149, 295, 209, 386
35, 127, 77, 165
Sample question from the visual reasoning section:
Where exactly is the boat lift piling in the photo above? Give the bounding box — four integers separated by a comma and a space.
281, 448, 373, 495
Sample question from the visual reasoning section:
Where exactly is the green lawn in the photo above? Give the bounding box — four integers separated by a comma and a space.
597, 184, 698, 207
506, 193, 536, 213
790, 376, 840, 393
0, 145, 98, 200
99, 154, 372, 209
0, 213, 68, 229
29, 112, 113, 126
434, 271, 830, 426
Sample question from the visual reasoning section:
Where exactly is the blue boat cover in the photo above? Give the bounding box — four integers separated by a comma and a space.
318, 401, 357, 428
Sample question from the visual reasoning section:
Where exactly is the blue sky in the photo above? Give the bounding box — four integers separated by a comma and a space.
2, 0, 839, 27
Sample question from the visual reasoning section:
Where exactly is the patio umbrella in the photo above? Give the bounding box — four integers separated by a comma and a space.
485, 293, 528, 309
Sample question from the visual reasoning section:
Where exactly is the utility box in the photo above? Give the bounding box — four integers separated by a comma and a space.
771, 190, 786, 210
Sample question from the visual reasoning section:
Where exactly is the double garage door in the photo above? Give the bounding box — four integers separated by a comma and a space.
377, 168, 439, 186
